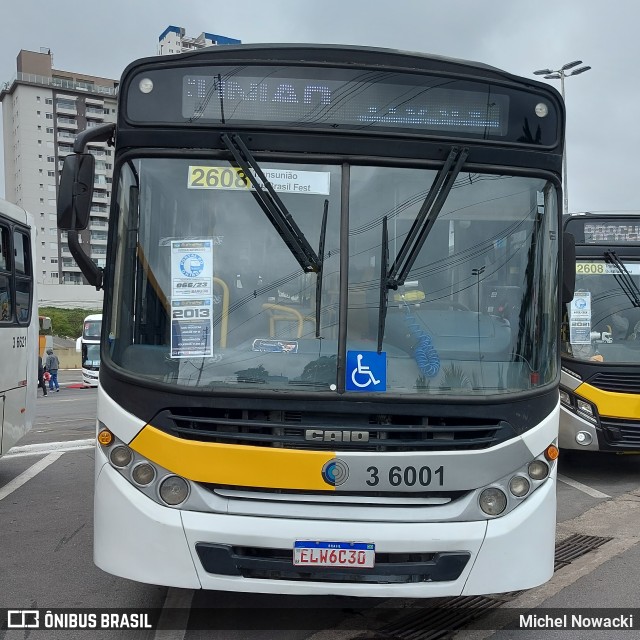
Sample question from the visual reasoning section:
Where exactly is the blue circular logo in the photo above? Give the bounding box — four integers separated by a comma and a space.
575, 298, 587, 309
180, 253, 205, 278
321, 459, 349, 486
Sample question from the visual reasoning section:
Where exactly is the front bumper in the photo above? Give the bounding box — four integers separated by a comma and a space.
94, 457, 556, 597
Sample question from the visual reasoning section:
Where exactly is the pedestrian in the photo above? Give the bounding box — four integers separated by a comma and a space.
37, 355, 48, 397
45, 347, 60, 392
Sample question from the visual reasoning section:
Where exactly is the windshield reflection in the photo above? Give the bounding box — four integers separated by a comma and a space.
107, 158, 559, 396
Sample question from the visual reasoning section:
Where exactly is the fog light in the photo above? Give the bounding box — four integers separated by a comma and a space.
577, 399, 595, 420
110, 445, 132, 468
576, 431, 593, 446
479, 488, 507, 516
132, 463, 156, 486
509, 476, 530, 497
528, 460, 549, 480
159, 476, 189, 506
559, 389, 571, 406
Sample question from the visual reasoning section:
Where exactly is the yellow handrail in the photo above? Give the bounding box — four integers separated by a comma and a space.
213, 277, 229, 348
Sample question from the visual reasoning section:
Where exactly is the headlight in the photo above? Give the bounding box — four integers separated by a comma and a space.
159, 476, 189, 506
132, 463, 156, 486
509, 476, 530, 497
528, 460, 549, 480
109, 445, 132, 468
479, 488, 507, 516
559, 389, 571, 406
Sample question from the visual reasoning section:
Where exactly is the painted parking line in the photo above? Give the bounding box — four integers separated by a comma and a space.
5, 438, 95, 459
557, 473, 611, 499
0, 452, 65, 501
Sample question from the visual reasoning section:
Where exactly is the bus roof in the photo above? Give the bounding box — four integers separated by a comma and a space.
121, 42, 559, 94
0, 197, 31, 226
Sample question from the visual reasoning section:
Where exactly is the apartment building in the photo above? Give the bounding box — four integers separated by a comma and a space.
0, 49, 117, 286
158, 25, 241, 55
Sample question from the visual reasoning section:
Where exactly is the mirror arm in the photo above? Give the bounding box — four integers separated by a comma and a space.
73, 123, 115, 153
68, 231, 103, 290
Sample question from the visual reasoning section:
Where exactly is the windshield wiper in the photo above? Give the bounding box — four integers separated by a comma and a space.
315, 199, 329, 338
221, 133, 321, 274
604, 250, 640, 307
376, 146, 468, 353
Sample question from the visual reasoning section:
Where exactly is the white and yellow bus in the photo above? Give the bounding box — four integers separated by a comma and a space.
57, 44, 571, 597
561, 212, 640, 452
0, 198, 37, 456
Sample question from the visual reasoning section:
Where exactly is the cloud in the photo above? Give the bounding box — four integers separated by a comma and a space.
1, 0, 639, 210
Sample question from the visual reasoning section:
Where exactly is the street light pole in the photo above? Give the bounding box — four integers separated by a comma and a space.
533, 61, 591, 216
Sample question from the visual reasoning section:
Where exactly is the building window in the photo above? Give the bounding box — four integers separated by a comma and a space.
48, 171, 55, 177
51, 258, 58, 264
50, 272, 58, 278
46, 113, 53, 119
47, 156, 54, 162
45, 98, 53, 105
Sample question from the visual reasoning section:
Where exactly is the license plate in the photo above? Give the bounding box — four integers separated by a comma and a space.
293, 541, 375, 568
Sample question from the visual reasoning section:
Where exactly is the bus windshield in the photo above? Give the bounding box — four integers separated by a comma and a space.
108, 156, 558, 396
562, 258, 640, 364
83, 343, 101, 368
83, 320, 101, 339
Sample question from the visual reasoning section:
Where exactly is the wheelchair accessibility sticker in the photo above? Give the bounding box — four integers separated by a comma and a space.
346, 351, 386, 392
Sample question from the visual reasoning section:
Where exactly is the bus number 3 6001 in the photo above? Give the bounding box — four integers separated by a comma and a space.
366, 465, 444, 487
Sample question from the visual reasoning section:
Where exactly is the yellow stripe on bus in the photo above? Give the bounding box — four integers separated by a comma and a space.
130, 425, 336, 490
576, 382, 640, 420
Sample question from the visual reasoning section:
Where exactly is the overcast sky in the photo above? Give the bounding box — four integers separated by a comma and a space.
1, 0, 638, 212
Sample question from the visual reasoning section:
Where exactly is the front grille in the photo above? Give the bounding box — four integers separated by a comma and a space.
195, 543, 470, 583
589, 372, 640, 393
600, 417, 640, 447
153, 407, 514, 452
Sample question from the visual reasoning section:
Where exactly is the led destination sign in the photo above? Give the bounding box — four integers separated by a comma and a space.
566, 219, 640, 245
182, 73, 508, 135
126, 64, 559, 144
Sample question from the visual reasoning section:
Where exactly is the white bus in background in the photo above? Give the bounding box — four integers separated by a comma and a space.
76, 313, 102, 387
0, 198, 36, 456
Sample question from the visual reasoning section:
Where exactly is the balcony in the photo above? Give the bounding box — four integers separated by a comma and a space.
57, 130, 76, 142
86, 106, 105, 119
56, 104, 77, 116
92, 192, 108, 202
57, 118, 78, 131
85, 95, 105, 106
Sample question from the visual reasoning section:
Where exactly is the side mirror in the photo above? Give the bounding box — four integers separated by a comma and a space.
562, 232, 576, 304
57, 153, 95, 231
